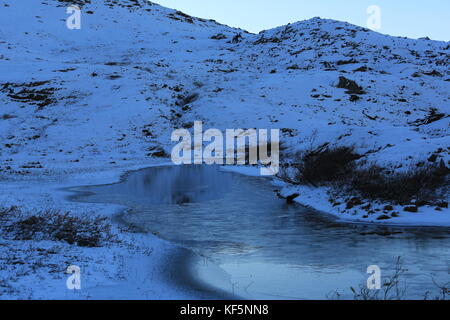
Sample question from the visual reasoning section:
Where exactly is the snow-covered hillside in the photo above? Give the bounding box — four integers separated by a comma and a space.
0, 0, 449, 299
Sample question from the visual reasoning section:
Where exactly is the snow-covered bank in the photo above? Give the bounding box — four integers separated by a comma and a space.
221, 165, 450, 227
0, 161, 236, 299
278, 184, 450, 227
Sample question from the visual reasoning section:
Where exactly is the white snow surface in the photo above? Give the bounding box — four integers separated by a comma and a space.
0, 0, 449, 299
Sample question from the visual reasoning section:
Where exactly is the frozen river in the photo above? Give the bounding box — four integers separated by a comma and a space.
76, 165, 450, 299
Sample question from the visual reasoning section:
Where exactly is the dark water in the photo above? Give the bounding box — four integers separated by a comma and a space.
76, 165, 450, 299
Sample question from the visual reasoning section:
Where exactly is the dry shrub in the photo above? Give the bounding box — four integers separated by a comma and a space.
349, 163, 449, 205
279, 145, 449, 205
3, 209, 113, 247
290, 145, 361, 185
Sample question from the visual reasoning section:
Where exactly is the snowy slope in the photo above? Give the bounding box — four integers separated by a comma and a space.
1, 1, 448, 171
1, 0, 448, 169
0, 0, 449, 299
0, 0, 244, 172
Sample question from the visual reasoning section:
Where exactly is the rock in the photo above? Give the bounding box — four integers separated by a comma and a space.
404, 206, 418, 213
383, 205, 394, 211
151, 150, 168, 158
287, 64, 301, 70
427, 154, 438, 162
377, 215, 391, 220
147, 147, 168, 158
337, 76, 365, 94
437, 201, 448, 208
415, 200, 429, 207
410, 108, 446, 126
423, 70, 443, 77
286, 193, 300, 204
349, 94, 360, 102
336, 59, 359, 65
332, 202, 341, 207
353, 66, 369, 72
231, 33, 243, 43
211, 33, 227, 40
346, 197, 363, 209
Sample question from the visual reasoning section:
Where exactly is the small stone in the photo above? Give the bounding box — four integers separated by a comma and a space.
286, 193, 300, 204
428, 154, 438, 162
332, 202, 341, 207
437, 201, 448, 208
404, 206, 418, 213
349, 94, 360, 102
415, 200, 429, 207
345, 197, 363, 209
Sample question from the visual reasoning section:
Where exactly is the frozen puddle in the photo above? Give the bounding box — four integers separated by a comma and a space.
76, 165, 450, 299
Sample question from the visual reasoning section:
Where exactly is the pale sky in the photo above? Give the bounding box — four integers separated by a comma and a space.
155, 0, 450, 41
